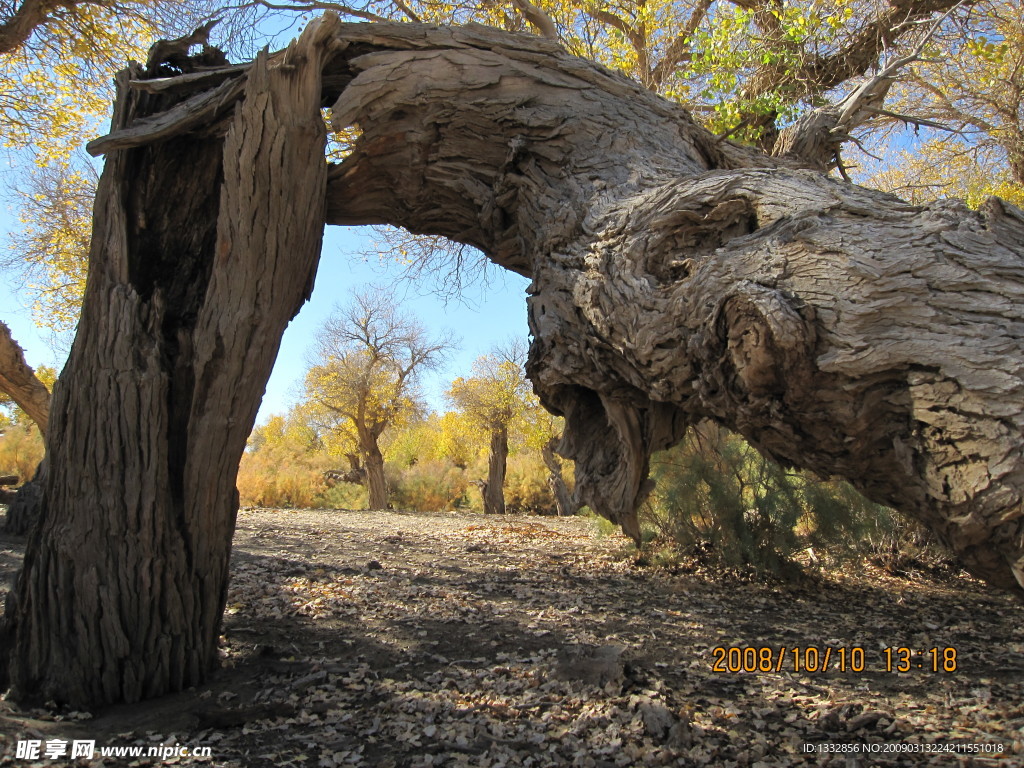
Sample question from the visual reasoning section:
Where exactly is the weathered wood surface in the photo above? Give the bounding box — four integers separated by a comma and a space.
8, 15, 1024, 709
316, 23, 1024, 593
2, 16, 335, 706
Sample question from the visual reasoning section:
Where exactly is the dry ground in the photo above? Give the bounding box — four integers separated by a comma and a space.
0, 507, 1023, 767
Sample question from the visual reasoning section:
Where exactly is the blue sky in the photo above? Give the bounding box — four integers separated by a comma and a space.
1, 15, 533, 427
0, 198, 532, 423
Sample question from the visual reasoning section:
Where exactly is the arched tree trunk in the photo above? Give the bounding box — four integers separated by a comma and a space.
6, 17, 1024, 710
320, 23, 1024, 594
0, 18, 334, 706
0, 322, 50, 437
484, 424, 509, 515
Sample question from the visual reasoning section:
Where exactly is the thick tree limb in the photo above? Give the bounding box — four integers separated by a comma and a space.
73, 18, 1024, 593
744, 0, 977, 105
648, 0, 712, 89
9, 14, 1024, 711
0, 0, 68, 55
773, 3, 964, 172
315, 22, 1024, 595
0, 322, 50, 436
511, 0, 557, 41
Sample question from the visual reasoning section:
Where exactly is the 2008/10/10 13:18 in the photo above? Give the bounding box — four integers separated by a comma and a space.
710, 646, 958, 674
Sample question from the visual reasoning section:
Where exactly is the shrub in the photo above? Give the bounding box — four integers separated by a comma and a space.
0, 422, 45, 483
642, 422, 921, 578
237, 445, 330, 508
315, 482, 367, 510
505, 453, 558, 515
389, 459, 469, 511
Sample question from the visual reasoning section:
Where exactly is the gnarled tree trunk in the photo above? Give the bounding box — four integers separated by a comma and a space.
1, 18, 333, 706
320, 23, 1024, 594
361, 436, 389, 510
6, 17, 1024, 709
541, 436, 577, 517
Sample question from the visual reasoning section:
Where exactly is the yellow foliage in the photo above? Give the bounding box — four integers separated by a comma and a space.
10, 164, 94, 330
0, 421, 45, 482
2, 3, 206, 330
865, 139, 1024, 209
237, 450, 329, 509
238, 408, 332, 508
389, 459, 470, 511
875, 0, 1024, 202
504, 452, 559, 515
436, 410, 486, 468
447, 353, 532, 432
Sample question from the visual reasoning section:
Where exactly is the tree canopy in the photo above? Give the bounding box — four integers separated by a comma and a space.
304, 290, 453, 509
448, 343, 534, 514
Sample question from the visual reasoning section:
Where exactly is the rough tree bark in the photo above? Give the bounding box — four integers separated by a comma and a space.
2, 463, 43, 535
7, 17, 1024, 708
484, 424, 509, 515
320, 23, 1024, 594
0, 18, 334, 706
360, 429, 389, 510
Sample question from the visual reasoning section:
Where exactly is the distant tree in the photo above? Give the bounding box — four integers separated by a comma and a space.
303, 290, 452, 510
447, 341, 533, 514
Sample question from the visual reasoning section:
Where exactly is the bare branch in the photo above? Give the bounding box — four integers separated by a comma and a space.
831, 1, 969, 138
252, 0, 388, 23
859, 105, 958, 132
583, 6, 644, 56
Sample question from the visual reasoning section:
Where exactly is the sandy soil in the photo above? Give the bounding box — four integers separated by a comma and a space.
0, 507, 1022, 766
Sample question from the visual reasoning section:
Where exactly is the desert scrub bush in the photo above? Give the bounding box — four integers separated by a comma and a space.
0, 422, 44, 482
641, 422, 908, 578
237, 448, 330, 508
315, 482, 367, 510
504, 453, 558, 515
389, 459, 469, 511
